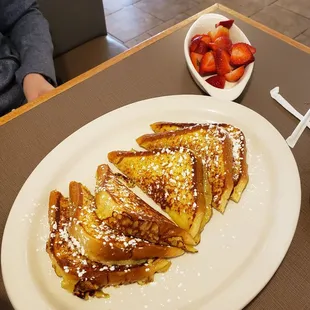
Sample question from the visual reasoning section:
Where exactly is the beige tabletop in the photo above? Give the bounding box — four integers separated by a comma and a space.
0, 4, 310, 310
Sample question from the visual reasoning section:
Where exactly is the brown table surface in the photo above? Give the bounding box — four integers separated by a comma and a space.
0, 4, 309, 310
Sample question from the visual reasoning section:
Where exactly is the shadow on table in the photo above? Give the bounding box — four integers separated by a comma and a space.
0, 269, 13, 310
235, 75, 253, 104
0, 298, 13, 310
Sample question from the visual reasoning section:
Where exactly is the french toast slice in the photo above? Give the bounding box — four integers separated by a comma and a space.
108, 148, 208, 243
47, 190, 171, 299
95, 164, 197, 252
136, 124, 234, 213
68, 181, 184, 265
150, 122, 248, 202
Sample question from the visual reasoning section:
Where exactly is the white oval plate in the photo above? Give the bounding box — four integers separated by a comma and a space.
184, 13, 255, 100
2, 95, 300, 310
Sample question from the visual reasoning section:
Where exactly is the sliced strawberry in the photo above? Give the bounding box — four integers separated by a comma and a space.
200, 34, 211, 45
206, 75, 226, 89
216, 19, 234, 29
208, 42, 218, 51
230, 43, 255, 66
189, 36, 201, 52
245, 43, 256, 54
195, 41, 208, 54
214, 36, 232, 53
209, 26, 229, 42
191, 34, 202, 42
199, 51, 216, 76
225, 65, 245, 82
214, 49, 232, 76
190, 52, 203, 72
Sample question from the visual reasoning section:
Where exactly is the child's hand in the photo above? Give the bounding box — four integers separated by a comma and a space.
23, 73, 54, 102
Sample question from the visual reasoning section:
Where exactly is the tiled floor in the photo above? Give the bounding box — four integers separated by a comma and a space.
102, 0, 310, 48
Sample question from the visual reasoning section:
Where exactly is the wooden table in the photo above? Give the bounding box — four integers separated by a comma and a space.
1, 4, 309, 309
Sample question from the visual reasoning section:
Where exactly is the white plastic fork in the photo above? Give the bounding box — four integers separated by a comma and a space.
286, 109, 310, 148
270, 86, 310, 130
270, 86, 310, 128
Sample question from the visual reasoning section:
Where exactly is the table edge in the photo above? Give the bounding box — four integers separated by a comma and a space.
1, 3, 309, 126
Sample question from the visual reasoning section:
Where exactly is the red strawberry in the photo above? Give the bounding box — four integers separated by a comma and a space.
206, 75, 226, 89
208, 42, 218, 51
225, 65, 245, 82
195, 41, 208, 54
190, 52, 203, 72
245, 43, 256, 54
230, 43, 255, 66
191, 34, 202, 42
214, 36, 232, 53
199, 51, 216, 76
189, 36, 201, 52
200, 34, 211, 45
216, 19, 234, 29
214, 49, 232, 76
209, 26, 229, 42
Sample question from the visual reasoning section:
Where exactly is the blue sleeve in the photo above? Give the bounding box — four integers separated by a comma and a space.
0, 0, 57, 86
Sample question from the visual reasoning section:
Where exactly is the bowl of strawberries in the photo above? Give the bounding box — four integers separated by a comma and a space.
184, 13, 256, 101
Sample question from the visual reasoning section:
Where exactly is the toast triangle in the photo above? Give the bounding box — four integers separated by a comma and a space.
47, 190, 171, 299
150, 121, 248, 202
68, 181, 184, 265
136, 124, 234, 213
95, 164, 197, 252
108, 148, 208, 242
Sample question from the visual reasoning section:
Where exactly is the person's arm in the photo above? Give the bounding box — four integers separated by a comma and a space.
0, 0, 56, 101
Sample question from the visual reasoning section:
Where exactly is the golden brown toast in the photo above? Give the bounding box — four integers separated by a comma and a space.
95, 164, 196, 252
136, 124, 234, 213
150, 122, 248, 202
108, 148, 208, 243
68, 181, 184, 265
46, 190, 171, 299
